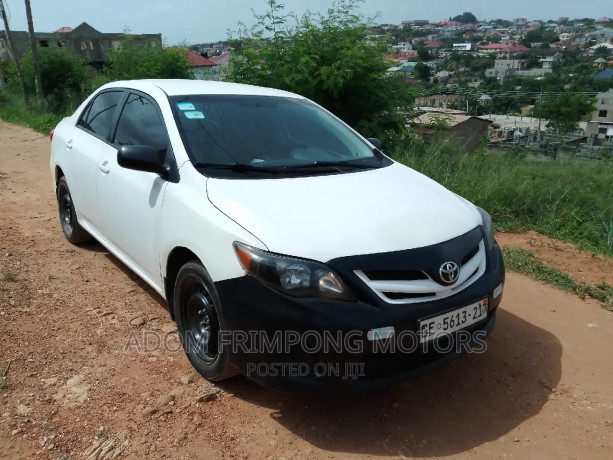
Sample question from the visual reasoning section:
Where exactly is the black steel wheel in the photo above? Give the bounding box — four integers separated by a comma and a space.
174, 261, 238, 381
56, 177, 91, 244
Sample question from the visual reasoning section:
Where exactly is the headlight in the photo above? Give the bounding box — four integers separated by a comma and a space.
477, 207, 495, 249
233, 243, 355, 301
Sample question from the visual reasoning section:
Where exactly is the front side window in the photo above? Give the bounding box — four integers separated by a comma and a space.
78, 90, 123, 140
114, 93, 168, 153
169, 95, 387, 178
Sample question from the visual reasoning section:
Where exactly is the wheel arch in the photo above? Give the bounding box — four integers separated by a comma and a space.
55, 166, 65, 185
164, 246, 202, 320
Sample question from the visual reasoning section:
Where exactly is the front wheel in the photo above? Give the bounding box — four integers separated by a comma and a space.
173, 261, 238, 382
56, 177, 91, 244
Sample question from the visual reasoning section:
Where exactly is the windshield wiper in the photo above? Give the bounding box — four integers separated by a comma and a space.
192, 162, 287, 174
286, 160, 382, 169
192, 160, 382, 174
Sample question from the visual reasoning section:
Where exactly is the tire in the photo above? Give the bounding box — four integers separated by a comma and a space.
56, 177, 91, 244
173, 261, 238, 382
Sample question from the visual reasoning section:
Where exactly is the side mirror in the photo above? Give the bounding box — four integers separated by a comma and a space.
117, 145, 169, 178
366, 137, 382, 150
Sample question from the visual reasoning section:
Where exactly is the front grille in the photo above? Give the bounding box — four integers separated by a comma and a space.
362, 270, 428, 281
354, 240, 487, 305
461, 244, 480, 266
383, 291, 435, 300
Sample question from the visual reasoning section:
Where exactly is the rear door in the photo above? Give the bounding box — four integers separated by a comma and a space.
66, 90, 124, 229
96, 92, 172, 285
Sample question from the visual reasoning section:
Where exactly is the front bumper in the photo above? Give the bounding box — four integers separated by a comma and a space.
214, 242, 505, 392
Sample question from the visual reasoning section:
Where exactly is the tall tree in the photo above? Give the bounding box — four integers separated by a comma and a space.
452, 12, 477, 24
24, 0, 43, 103
414, 61, 431, 80
415, 44, 431, 61
0, 0, 26, 97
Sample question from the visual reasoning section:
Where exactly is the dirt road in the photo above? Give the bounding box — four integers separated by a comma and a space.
1, 121, 612, 459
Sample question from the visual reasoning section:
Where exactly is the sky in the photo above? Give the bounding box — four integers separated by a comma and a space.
1, 0, 611, 45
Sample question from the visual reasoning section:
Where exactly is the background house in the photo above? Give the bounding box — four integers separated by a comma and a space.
208, 52, 232, 81
187, 51, 216, 80
409, 110, 492, 152
586, 89, 613, 139
0, 22, 161, 71
453, 43, 473, 52
595, 69, 613, 80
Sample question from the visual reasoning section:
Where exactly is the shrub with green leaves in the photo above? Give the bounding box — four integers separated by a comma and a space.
532, 93, 596, 134
19, 47, 95, 113
105, 38, 192, 81
228, 0, 415, 140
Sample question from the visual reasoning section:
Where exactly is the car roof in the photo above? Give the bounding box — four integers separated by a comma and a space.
101, 79, 305, 99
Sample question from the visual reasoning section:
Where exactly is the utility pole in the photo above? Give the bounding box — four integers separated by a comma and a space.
24, 0, 42, 103
537, 88, 543, 136
0, 0, 26, 98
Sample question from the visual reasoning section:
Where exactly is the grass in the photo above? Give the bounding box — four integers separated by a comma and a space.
0, 92, 64, 135
502, 247, 613, 309
391, 134, 613, 256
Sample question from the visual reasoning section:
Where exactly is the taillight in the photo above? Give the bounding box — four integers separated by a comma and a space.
50, 130, 54, 141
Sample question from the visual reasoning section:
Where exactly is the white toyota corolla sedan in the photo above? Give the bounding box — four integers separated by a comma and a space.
50, 79, 504, 391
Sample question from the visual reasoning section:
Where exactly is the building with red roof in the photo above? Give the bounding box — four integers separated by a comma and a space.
507, 44, 530, 53
424, 41, 445, 49
187, 51, 217, 80
478, 43, 510, 52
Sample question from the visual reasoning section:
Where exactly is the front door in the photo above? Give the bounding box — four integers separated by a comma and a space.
96, 92, 171, 286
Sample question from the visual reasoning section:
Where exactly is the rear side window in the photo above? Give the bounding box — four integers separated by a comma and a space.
78, 91, 123, 140
114, 93, 168, 152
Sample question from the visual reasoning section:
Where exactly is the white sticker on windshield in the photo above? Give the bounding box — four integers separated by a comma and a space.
184, 111, 205, 119
177, 102, 196, 111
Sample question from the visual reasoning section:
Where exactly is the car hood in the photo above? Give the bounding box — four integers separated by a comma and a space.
206, 162, 481, 262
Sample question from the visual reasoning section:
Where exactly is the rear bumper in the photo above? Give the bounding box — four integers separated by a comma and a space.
214, 243, 505, 392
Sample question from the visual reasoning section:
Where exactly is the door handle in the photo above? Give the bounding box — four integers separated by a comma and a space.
98, 161, 110, 174
66, 139, 73, 150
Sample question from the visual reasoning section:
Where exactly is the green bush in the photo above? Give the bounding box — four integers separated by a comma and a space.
21, 47, 95, 113
228, 0, 415, 140
105, 39, 192, 80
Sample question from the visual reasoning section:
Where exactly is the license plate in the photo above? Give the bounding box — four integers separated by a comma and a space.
418, 299, 488, 343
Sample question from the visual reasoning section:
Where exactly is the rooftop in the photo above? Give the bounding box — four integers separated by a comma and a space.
410, 113, 491, 127
425, 40, 445, 49
186, 51, 216, 68
595, 69, 613, 80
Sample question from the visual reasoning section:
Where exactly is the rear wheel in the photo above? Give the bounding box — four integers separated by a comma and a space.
56, 177, 91, 244
173, 261, 238, 381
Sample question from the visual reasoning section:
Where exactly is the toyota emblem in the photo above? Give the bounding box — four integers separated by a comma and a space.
439, 261, 460, 284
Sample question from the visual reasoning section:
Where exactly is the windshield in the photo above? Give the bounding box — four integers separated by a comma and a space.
169, 95, 386, 177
